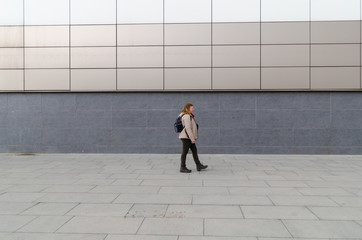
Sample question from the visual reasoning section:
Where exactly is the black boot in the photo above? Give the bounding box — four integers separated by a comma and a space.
180, 166, 192, 173
197, 163, 208, 171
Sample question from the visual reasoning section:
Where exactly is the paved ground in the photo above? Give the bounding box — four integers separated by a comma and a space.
0, 153, 362, 240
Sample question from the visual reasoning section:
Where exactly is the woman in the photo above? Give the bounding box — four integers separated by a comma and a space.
178, 103, 208, 173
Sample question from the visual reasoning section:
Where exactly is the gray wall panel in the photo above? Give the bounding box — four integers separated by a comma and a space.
0, 92, 362, 154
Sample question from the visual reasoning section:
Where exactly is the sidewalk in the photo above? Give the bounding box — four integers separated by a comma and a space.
0, 153, 362, 240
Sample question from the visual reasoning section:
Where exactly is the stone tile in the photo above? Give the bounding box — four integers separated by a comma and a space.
66, 204, 132, 217
125, 204, 168, 218
203, 180, 267, 187
259, 238, 324, 240
193, 195, 273, 205
166, 205, 243, 218
269, 195, 339, 206
138, 218, 203, 236
0, 203, 36, 215
22, 203, 77, 216
283, 220, 362, 238
15, 178, 78, 185
241, 206, 318, 220
138, 174, 189, 180
73, 179, 115, 185
266, 180, 309, 187
114, 194, 192, 205
37, 193, 118, 203
90, 186, 160, 194
309, 207, 362, 220
297, 187, 354, 196
140, 179, 202, 187
42, 185, 96, 193
57, 216, 143, 234
205, 219, 291, 237
330, 196, 362, 207
0, 215, 37, 232
107, 173, 139, 179
0, 193, 47, 202
4, 233, 106, 240
5, 185, 50, 193
159, 187, 229, 195
17, 216, 72, 233
106, 236, 177, 240
229, 187, 302, 196
111, 179, 142, 186
179, 237, 256, 240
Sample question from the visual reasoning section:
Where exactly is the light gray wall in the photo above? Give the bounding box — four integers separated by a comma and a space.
0, 92, 361, 154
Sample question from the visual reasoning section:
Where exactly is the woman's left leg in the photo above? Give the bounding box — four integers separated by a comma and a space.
190, 143, 208, 171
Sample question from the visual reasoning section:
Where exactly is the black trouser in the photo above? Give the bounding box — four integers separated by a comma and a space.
180, 139, 201, 167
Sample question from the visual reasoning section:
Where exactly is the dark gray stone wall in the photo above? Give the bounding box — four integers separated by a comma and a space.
0, 92, 361, 154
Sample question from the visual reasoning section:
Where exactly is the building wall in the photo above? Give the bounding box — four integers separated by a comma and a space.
0, 92, 362, 154
0, 0, 361, 91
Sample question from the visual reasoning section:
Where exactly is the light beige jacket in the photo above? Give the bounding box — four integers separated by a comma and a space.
178, 113, 198, 142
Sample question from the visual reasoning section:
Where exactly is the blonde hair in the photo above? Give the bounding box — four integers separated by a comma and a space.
181, 103, 193, 115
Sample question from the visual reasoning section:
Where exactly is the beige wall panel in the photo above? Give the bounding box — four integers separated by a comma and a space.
25, 48, 69, 68
261, 67, 310, 89
165, 68, 211, 90
0, 48, 23, 68
117, 69, 163, 90
213, 68, 260, 90
165, 46, 211, 67
311, 67, 360, 89
117, 24, 163, 46
25, 69, 69, 90
71, 25, 116, 46
71, 47, 116, 68
71, 69, 116, 91
0, 26, 23, 47
311, 44, 360, 66
312, 21, 360, 43
261, 22, 309, 44
25, 26, 69, 47
165, 23, 211, 45
0, 70, 23, 91
261, 45, 309, 67
117, 47, 163, 68
213, 23, 260, 45
213, 45, 260, 67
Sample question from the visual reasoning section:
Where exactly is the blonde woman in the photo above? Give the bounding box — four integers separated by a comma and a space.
178, 103, 208, 173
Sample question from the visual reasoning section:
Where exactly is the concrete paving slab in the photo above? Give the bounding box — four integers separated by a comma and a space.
138, 218, 203, 236
105, 235, 177, 240
21, 203, 77, 216
0, 215, 37, 232
2, 233, 106, 240
192, 195, 273, 205
308, 206, 362, 220
0, 202, 36, 215
166, 205, 243, 218
204, 219, 291, 237
330, 196, 362, 207
66, 203, 132, 217
17, 216, 73, 233
37, 193, 118, 203
241, 206, 318, 220
125, 204, 168, 218
114, 193, 192, 205
57, 216, 143, 234
269, 195, 339, 206
283, 220, 362, 238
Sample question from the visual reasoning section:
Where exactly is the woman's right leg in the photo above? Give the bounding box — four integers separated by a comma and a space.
180, 139, 192, 173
